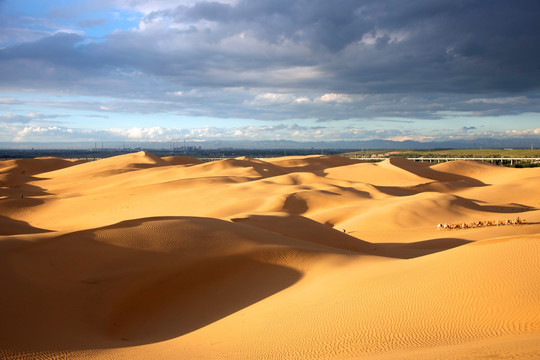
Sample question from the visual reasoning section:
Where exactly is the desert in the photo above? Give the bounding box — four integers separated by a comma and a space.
1, 151, 539, 359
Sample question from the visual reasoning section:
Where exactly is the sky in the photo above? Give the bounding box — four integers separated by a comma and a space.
0, 0, 539, 145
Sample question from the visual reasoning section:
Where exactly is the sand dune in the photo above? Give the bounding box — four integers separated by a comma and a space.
161, 155, 202, 166
0, 152, 539, 359
0, 157, 83, 176
0, 157, 83, 199
325, 160, 431, 186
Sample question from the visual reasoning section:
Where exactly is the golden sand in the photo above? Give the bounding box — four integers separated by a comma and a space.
1, 152, 539, 359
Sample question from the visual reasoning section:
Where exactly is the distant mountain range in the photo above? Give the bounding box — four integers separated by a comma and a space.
195, 137, 540, 150
1, 137, 539, 150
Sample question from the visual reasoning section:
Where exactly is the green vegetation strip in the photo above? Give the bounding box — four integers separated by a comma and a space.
342, 149, 540, 158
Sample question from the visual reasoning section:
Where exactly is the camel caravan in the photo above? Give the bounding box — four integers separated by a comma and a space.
437, 217, 525, 231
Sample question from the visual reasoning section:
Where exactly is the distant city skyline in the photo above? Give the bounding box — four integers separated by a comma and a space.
1, 0, 539, 144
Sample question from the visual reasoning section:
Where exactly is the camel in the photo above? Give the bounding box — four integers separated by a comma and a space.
436, 217, 525, 231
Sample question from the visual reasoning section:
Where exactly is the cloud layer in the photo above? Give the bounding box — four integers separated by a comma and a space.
1, 0, 539, 142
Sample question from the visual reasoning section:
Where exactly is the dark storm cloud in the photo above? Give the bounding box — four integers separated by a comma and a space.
149, 0, 540, 96
1, 32, 84, 62
151, 0, 540, 92
0, 32, 108, 92
1, 0, 539, 121
154, 0, 372, 51
322, 0, 540, 93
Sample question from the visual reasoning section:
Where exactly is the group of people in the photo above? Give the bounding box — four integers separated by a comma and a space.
437, 217, 525, 230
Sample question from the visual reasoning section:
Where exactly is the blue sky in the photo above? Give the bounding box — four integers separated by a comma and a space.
1, 0, 539, 144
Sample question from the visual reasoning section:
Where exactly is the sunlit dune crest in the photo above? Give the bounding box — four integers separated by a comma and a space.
1, 151, 539, 359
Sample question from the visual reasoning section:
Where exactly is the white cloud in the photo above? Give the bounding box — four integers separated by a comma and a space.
14, 126, 73, 141
253, 92, 310, 105
385, 135, 435, 142
248, 92, 313, 106
504, 128, 540, 136
6, 122, 540, 144
109, 126, 165, 139
348, 128, 366, 135
359, 29, 409, 46
254, 93, 295, 104
266, 66, 325, 82
294, 97, 310, 104
317, 93, 354, 103
466, 96, 530, 105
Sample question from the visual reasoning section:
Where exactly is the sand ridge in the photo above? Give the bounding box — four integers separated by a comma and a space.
0, 152, 539, 359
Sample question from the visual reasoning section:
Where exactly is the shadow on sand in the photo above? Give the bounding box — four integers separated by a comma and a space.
0, 174, 50, 214
0, 215, 52, 235
0, 214, 487, 355
0, 216, 301, 354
